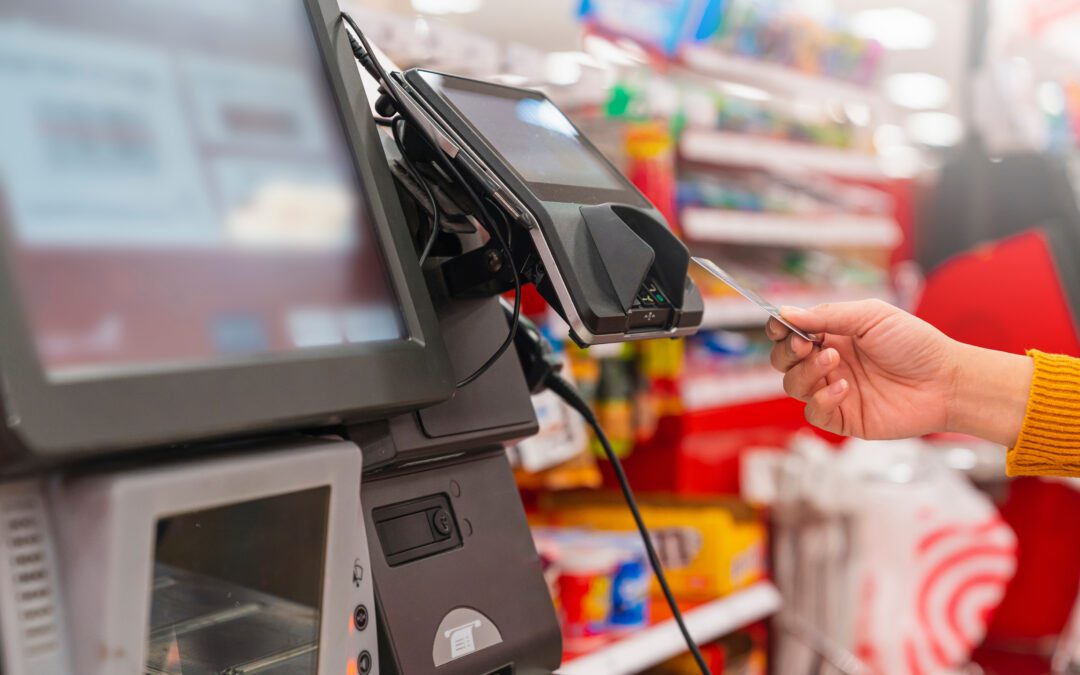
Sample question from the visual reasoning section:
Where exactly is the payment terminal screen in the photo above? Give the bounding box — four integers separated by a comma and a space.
0, 0, 402, 380
419, 72, 626, 192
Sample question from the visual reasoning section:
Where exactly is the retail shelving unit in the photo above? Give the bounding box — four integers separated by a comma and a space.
680, 45, 885, 107
682, 208, 901, 248
681, 368, 785, 411
557, 582, 782, 675
680, 128, 886, 180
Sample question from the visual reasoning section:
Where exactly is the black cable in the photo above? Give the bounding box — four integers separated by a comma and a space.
341, 12, 401, 108
455, 204, 520, 388
544, 373, 713, 675
417, 202, 441, 266
341, 10, 521, 389
391, 117, 441, 265
434, 154, 521, 389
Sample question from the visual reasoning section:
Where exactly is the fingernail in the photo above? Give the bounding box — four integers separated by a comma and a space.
817, 349, 833, 366
829, 379, 848, 395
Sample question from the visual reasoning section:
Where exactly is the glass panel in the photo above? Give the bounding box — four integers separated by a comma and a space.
145, 487, 330, 675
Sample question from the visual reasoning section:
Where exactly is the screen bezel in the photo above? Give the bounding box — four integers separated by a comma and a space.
0, 0, 453, 463
409, 70, 650, 208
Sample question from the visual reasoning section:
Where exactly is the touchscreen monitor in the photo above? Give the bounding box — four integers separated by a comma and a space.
0, 0, 453, 461
0, 0, 401, 381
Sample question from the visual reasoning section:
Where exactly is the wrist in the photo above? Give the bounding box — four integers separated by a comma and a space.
946, 342, 1034, 446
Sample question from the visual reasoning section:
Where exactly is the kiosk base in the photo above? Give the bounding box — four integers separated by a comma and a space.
362, 449, 562, 675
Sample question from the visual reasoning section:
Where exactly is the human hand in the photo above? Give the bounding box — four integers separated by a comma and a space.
766, 300, 1032, 445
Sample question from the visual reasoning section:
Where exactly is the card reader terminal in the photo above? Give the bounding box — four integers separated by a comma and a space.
387, 68, 705, 345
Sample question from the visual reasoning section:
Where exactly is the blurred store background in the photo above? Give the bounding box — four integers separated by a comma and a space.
346, 1, 1080, 673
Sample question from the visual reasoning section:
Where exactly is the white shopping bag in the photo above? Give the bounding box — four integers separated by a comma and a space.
746, 435, 1017, 675
842, 440, 1017, 675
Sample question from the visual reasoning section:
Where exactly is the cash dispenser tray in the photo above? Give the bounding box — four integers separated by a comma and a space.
145, 565, 319, 675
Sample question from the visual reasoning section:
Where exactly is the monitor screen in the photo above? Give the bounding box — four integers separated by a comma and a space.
418, 71, 629, 194
0, 0, 402, 381
147, 487, 330, 674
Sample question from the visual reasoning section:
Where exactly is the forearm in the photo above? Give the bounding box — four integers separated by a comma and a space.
946, 343, 1034, 448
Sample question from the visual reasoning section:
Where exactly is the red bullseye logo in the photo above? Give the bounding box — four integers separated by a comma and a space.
902, 518, 1016, 675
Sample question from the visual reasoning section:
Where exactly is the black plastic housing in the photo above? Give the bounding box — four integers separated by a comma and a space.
362, 450, 561, 675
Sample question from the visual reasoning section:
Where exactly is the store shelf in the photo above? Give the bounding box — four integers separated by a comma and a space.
682, 369, 785, 411
557, 582, 781, 675
682, 208, 901, 248
681, 45, 884, 107
680, 129, 886, 180
701, 287, 895, 329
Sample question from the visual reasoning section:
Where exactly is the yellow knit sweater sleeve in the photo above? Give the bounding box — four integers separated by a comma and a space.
1008, 350, 1080, 477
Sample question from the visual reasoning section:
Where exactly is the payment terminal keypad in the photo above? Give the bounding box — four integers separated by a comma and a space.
627, 277, 673, 330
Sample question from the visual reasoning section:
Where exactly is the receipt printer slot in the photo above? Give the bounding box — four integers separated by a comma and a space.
373, 494, 461, 566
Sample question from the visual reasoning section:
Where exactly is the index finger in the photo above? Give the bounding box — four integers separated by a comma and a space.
769, 332, 815, 373
765, 316, 792, 342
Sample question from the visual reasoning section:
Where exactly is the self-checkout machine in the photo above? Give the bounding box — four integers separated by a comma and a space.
0, 0, 704, 674
0, 0, 458, 673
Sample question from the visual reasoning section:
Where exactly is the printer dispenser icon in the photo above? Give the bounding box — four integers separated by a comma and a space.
446, 619, 483, 659
431, 607, 504, 666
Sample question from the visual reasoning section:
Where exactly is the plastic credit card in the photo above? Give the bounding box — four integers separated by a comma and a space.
691, 257, 823, 344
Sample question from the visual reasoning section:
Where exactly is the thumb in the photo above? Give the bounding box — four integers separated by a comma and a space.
780, 299, 897, 337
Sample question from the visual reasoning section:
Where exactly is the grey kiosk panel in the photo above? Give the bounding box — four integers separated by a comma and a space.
0, 439, 378, 675
362, 450, 561, 675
